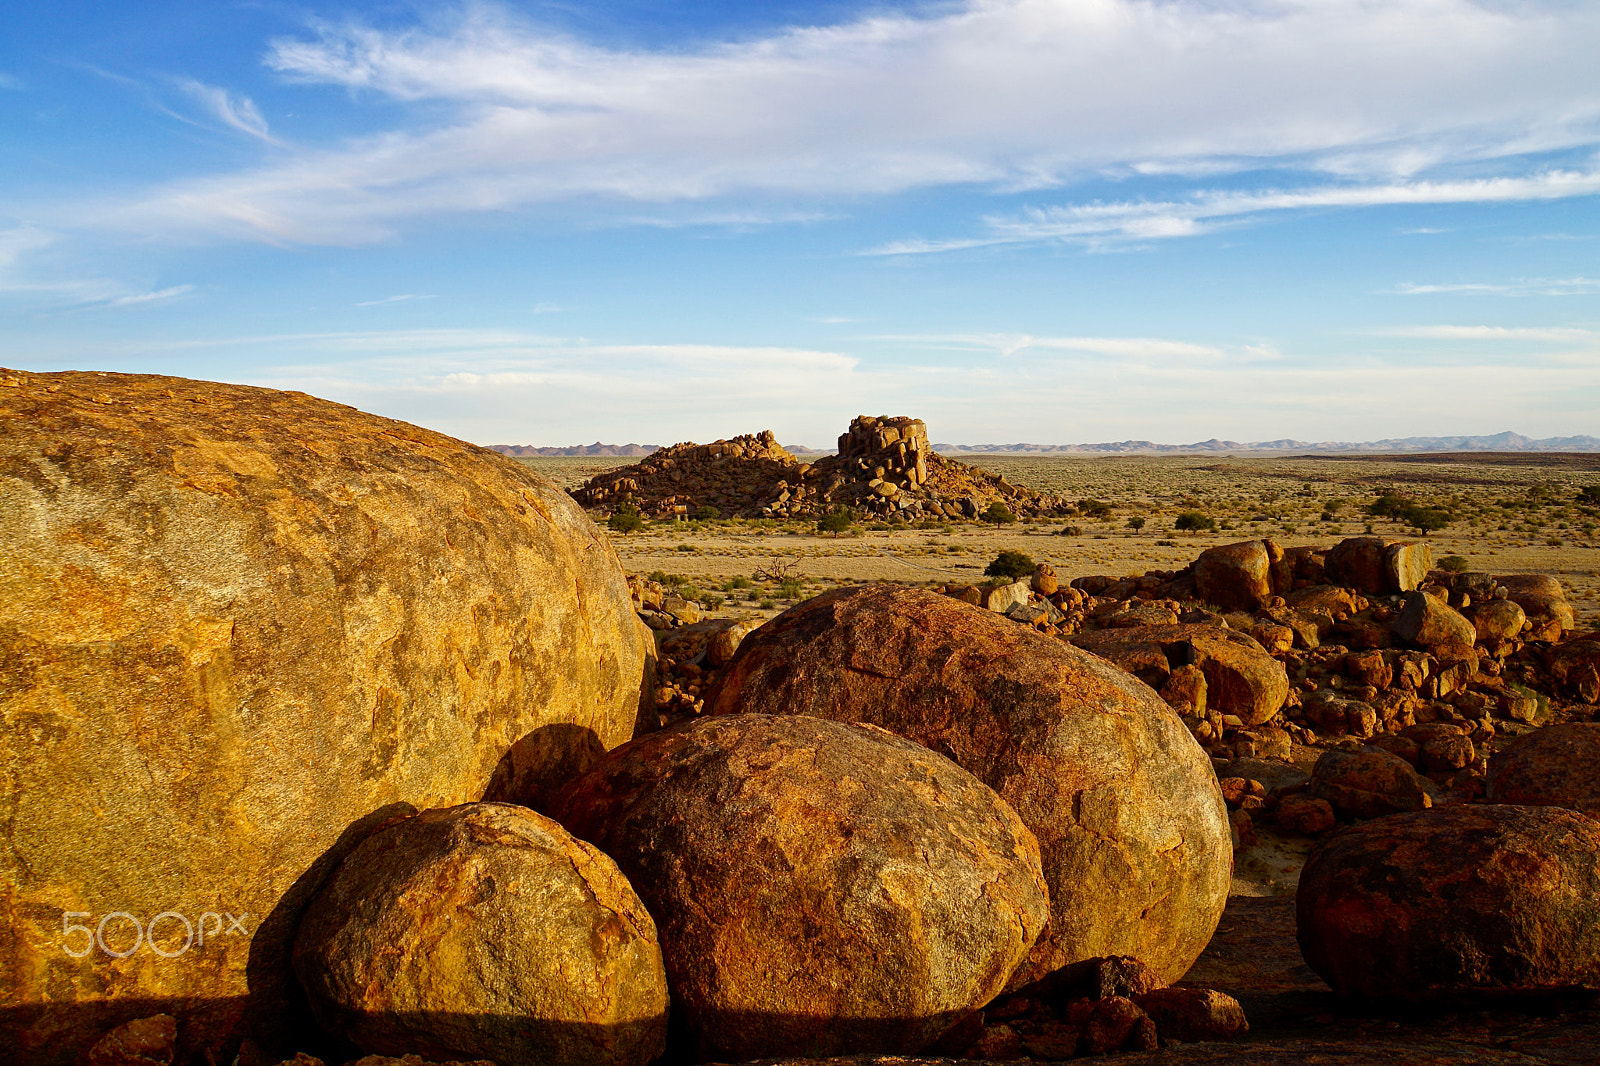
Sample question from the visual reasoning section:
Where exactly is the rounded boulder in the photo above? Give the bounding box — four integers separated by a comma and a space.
705, 585, 1231, 989
0, 371, 649, 1064
549, 714, 1049, 1061
294, 803, 668, 1066
1487, 723, 1600, 815
1298, 805, 1600, 999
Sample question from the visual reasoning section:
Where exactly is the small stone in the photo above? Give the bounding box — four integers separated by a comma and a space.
1079, 996, 1157, 1056
81, 1015, 176, 1066
1132, 987, 1249, 1043
1275, 794, 1336, 835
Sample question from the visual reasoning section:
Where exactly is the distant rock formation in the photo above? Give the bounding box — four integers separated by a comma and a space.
572, 416, 1067, 519
489, 442, 661, 457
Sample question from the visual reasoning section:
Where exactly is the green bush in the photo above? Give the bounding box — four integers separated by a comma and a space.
1437, 556, 1470, 572
1175, 511, 1216, 533
1401, 506, 1450, 535
778, 578, 805, 600
982, 501, 1017, 525
693, 505, 721, 521
1365, 493, 1412, 519
1078, 499, 1113, 519
759, 598, 776, 610
1126, 516, 1146, 531
676, 543, 696, 552
984, 550, 1036, 581
1057, 525, 1082, 536
723, 576, 753, 592
816, 509, 852, 535
607, 504, 645, 534
702, 593, 725, 610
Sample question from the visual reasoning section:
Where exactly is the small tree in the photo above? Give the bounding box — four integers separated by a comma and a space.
984, 549, 1036, 581
1366, 493, 1412, 520
607, 503, 645, 534
1078, 499, 1113, 519
1125, 516, 1146, 531
1175, 511, 1216, 533
693, 504, 721, 521
816, 508, 852, 535
982, 501, 1017, 525
1401, 505, 1450, 536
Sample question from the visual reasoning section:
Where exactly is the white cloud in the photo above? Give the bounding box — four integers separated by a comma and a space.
0, 72, 22, 90
869, 170, 1600, 253
355, 293, 436, 306
100, 284, 194, 308
1387, 325, 1598, 341
178, 79, 278, 143
1392, 277, 1600, 296
74, 0, 1600, 243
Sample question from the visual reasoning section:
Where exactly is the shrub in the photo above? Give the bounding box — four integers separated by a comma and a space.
1438, 556, 1470, 573
676, 543, 696, 552
982, 501, 1017, 525
778, 578, 805, 600
693, 505, 721, 521
702, 593, 725, 610
1401, 506, 1450, 536
607, 504, 645, 534
1175, 511, 1216, 533
1078, 499, 1113, 519
984, 550, 1036, 581
816, 509, 853, 535
723, 576, 753, 592
1057, 525, 1082, 536
759, 598, 776, 610
1366, 493, 1412, 519
1581, 486, 1600, 504
1126, 517, 1146, 531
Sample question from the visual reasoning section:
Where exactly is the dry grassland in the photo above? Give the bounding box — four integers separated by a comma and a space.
518, 453, 1600, 629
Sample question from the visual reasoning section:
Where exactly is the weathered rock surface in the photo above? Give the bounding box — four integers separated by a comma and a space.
550, 713, 1049, 1060
1325, 537, 1431, 594
80, 1014, 177, 1066
1546, 637, 1600, 704
1072, 624, 1288, 727
1391, 591, 1477, 650
1131, 987, 1249, 1043
1467, 599, 1527, 642
1496, 574, 1576, 637
1297, 805, 1600, 999
705, 586, 1231, 989
1193, 540, 1276, 611
293, 803, 668, 1066
1306, 748, 1432, 820
1486, 723, 1600, 815
0, 371, 649, 1064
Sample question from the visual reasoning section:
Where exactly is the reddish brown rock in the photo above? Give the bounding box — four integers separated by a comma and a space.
1275, 794, 1336, 836
1301, 692, 1378, 739
1325, 537, 1431, 594
1391, 591, 1477, 650
1467, 599, 1527, 643
1079, 997, 1158, 1055
1072, 624, 1288, 727
1193, 540, 1274, 611
706, 586, 1231, 989
1345, 649, 1393, 689
1284, 585, 1362, 620
80, 1015, 176, 1066
293, 803, 668, 1066
1297, 805, 1600, 999
1547, 638, 1600, 704
1487, 723, 1600, 815
550, 714, 1050, 1060
0, 372, 650, 1065
1402, 723, 1475, 773
1307, 747, 1432, 820
1158, 664, 1207, 718
1496, 574, 1575, 636
1132, 987, 1249, 1043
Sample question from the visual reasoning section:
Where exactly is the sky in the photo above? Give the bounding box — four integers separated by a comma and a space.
3, 0, 1599, 448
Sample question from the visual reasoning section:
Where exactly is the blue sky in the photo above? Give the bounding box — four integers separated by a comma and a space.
4, 0, 1599, 448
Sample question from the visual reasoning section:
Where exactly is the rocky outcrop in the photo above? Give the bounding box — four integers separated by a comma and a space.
549, 714, 1049, 1060
572, 416, 1066, 521
1486, 723, 1600, 815
704, 585, 1231, 989
293, 804, 668, 1066
0, 371, 649, 1064
1297, 805, 1600, 999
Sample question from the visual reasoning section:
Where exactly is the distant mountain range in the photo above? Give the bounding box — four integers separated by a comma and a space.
490, 431, 1598, 459
935, 432, 1600, 455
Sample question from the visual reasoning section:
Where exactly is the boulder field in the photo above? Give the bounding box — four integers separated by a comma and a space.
705, 585, 1233, 989
0, 371, 650, 1064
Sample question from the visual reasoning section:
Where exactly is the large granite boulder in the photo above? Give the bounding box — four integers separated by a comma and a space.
1298, 805, 1600, 998
1546, 637, 1600, 704
1071, 624, 1288, 726
1496, 574, 1575, 640
0, 371, 650, 1064
1325, 537, 1430, 594
704, 585, 1231, 989
293, 803, 668, 1066
1487, 723, 1600, 815
1193, 540, 1278, 611
1391, 591, 1477, 650
549, 714, 1049, 1061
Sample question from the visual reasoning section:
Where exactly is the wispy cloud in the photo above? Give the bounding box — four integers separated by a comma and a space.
877, 332, 1230, 361
868, 170, 1600, 254
177, 79, 279, 143
0, 72, 22, 90
1387, 325, 1598, 341
67, 0, 1600, 244
100, 284, 194, 308
1391, 277, 1600, 296
355, 293, 436, 307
